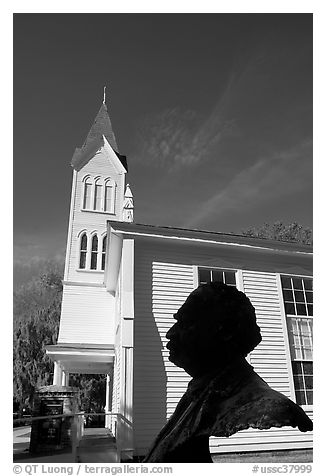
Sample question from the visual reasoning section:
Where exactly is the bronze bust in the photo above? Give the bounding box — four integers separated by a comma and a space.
143, 282, 313, 463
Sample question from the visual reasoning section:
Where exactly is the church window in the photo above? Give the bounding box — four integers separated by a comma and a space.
281, 276, 313, 405
83, 178, 92, 209
104, 182, 114, 213
101, 235, 107, 271
82, 176, 116, 214
94, 183, 103, 210
90, 235, 98, 270
198, 267, 237, 287
79, 233, 87, 269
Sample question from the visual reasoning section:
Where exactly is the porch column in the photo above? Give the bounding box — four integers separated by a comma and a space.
61, 370, 70, 386
53, 362, 63, 386
105, 374, 111, 428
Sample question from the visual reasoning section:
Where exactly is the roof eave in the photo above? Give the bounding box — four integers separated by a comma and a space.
107, 221, 313, 255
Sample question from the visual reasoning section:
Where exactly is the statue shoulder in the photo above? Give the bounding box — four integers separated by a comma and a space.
234, 388, 312, 433
206, 370, 313, 437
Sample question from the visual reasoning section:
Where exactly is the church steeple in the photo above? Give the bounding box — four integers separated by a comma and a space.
71, 94, 127, 172
83, 102, 119, 152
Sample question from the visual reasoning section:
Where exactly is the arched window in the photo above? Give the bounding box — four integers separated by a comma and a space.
94, 181, 103, 211
101, 235, 107, 270
79, 233, 88, 269
104, 181, 114, 213
83, 177, 92, 209
90, 235, 98, 270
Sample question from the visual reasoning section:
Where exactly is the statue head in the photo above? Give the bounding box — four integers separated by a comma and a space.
166, 282, 262, 377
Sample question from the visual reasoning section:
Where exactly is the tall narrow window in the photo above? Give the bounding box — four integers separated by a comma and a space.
281, 276, 313, 405
94, 183, 102, 210
198, 267, 237, 287
104, 183, 113, 212
79, 233, 87, 269
83, 178, 92, 209
90, 235, 98, 270
101, 235, 107, 271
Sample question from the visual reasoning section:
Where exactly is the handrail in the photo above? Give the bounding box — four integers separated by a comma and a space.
13, 411, 131, 426
13, 411, 132, 463
13, 413, 79, 424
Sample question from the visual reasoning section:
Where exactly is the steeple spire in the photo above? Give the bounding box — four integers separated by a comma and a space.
71, 92, 128, 172
83, 101, 118, 152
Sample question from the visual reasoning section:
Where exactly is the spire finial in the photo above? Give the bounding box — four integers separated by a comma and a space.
103, 86, 106, 104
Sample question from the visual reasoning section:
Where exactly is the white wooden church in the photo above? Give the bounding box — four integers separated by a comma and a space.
46, 98, 313, 460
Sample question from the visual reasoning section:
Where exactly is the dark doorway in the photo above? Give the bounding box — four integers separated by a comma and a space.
70, 374, 106, 428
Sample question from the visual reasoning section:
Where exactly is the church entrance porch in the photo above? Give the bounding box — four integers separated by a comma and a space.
76, 426, 119, 463
45, 343, 115, 429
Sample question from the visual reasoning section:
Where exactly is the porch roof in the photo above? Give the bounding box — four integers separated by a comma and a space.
45, 343, 115, 374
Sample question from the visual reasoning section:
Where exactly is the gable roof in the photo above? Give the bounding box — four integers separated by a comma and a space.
105, 221, 312, 293
108, 221, 313, 254
71, 103, 128, 171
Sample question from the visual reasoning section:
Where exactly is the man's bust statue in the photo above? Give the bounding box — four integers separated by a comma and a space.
143, 282, 313, 463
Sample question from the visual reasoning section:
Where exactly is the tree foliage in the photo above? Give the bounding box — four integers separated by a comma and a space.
13, 261, 107, 421
70, 374, 107, 426
241, 221, 312, 245
13, 263, 63, 411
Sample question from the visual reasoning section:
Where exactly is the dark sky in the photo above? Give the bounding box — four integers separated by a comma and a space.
14, 13, 312, 280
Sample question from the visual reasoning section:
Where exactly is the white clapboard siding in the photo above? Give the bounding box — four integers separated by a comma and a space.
65, 149, 125, 282
209, 270, 312, 453
244, 271, 291, 395
57, 285, 115, 345
133, 247, 194, 455
111, 325, 122, 436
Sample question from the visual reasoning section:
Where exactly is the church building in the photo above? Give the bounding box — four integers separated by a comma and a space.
46, 97, 313, 460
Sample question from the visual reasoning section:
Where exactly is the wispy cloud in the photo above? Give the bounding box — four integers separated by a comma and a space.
131, 39, 302, 174
133, 77, 238, 171
185, 140, 312, 229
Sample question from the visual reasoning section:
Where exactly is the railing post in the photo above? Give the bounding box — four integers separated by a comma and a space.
71, 414, 78, 462
116, 414, 121, 462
